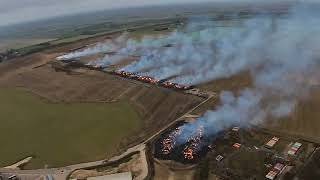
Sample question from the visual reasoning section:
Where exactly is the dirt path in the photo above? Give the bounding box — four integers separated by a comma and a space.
4, 157, 33, 170
143, 92, 218, 143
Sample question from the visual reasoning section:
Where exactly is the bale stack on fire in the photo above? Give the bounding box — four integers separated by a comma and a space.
154, 121, 212, 164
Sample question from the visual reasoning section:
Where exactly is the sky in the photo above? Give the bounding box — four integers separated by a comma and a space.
0, 0, 302, 27
0, 0, 210, 27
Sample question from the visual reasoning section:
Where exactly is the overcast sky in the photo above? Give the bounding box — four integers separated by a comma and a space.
0, 0, 302, 27
0, 0, 209, 27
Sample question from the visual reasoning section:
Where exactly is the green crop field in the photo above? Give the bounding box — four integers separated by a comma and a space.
0, 88, 142, 169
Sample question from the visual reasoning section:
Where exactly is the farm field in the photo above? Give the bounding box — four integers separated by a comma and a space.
0, 88, 142, 169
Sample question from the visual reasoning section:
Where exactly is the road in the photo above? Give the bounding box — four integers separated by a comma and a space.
143, 92, 217, 143
4, 157, 33, 169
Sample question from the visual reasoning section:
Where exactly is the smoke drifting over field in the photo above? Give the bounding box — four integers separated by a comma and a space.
176, 5, 320, 142
57, 34, 129, 60
59, 5, 320, 144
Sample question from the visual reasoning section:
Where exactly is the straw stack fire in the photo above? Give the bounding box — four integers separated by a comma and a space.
154, 122, 211, 164
114, 70, 192, 90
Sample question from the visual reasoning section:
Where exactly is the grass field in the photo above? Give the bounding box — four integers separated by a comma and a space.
0, 38, 55, 53
0, 88, 142, 169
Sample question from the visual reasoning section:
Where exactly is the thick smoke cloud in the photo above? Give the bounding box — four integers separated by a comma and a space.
59, 4, 320, 142
119, 8, 320, 87
175, 5, 320, 142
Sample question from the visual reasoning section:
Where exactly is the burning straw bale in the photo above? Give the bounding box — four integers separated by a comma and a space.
113, 70, 192, 90
154, 121, 213, 164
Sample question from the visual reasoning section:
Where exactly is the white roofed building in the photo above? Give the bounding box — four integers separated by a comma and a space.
86, 172, 132, 180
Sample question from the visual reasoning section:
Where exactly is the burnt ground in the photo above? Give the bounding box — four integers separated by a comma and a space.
152, 123, 319, 179
297, 148, 320, 179
153, 121, 214, 164
194, 128, 317, 179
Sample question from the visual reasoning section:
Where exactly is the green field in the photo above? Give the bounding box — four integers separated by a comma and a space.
0, 88, 142, 169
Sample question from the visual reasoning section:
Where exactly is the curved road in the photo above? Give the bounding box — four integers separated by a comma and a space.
0, 91, 217, 180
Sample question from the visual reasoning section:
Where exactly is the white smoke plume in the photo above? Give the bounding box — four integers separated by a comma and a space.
174, 4, 320, 142
57, 42, 114, 60
87, 54, 129, 67
57, 4, 320, 143
56, 33, 130, 61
